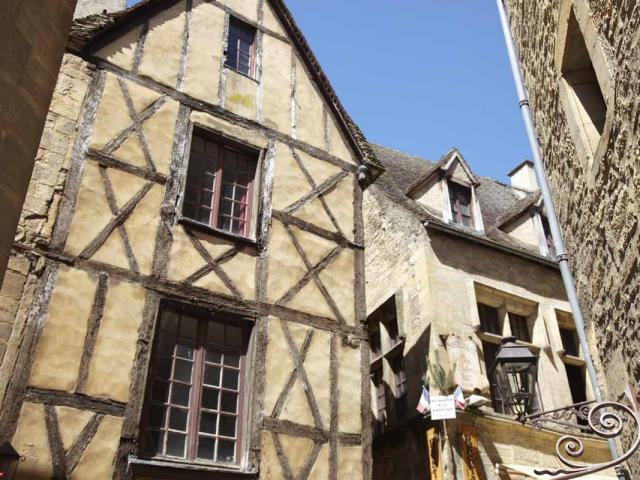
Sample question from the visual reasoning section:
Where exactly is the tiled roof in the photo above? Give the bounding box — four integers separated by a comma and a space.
369, 143, 554, 264
68, 0, 383, 177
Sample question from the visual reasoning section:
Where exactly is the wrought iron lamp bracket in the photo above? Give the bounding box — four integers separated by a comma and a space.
517, 399, 640, 479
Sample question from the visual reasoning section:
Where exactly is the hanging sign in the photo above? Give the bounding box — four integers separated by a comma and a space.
430, 395, 456, 420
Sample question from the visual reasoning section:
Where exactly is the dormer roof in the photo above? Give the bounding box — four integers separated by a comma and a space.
405, 147, 479, 196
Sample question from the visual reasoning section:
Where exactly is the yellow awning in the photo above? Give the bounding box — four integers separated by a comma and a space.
499, 463, 617, 479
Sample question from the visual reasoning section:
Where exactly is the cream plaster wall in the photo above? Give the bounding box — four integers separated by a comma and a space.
503, 212, 539, 249
413, 177, 444, 216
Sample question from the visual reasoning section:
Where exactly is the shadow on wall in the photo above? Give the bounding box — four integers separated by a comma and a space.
429, 231, 567, 302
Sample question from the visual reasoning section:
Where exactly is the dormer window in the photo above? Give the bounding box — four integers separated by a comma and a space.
448, 181, 472, 228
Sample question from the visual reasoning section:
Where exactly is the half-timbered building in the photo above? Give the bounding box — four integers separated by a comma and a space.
0, 1, 382, 478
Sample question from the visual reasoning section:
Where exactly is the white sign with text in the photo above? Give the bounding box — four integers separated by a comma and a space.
430, 395, 456, 420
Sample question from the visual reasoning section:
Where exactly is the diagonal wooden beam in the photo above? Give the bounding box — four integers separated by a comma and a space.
75, 272, 109, 394
184, 231, 243, 298
43, 404, 67, 479
272, 432, 296, 480
275, 246, 342, 308
103, 94, 166, 158
272, 211, 356, 250
283, 170, 349, 217
272, 329, 314, 418
289, 147, 346, 236
279, 320, 324, 430
98, 167, 140, 273
79, 182, 154, 261
299, 441, 324, 480
117, 77, 158, 171
284, 225, 346, 324
65, 413, 103, 475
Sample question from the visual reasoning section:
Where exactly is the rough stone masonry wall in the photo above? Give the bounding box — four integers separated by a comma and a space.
0, 54, 93, 364
504, 0, 640, 474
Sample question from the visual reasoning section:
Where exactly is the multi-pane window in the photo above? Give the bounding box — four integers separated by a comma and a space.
477, 303, 501, 335
183, 129, 257, 238
448, 181, 472, 227
142, 308, 248, 465
509, 313, 531, 343
226, 18, 256, 77
368, 297, 406, 437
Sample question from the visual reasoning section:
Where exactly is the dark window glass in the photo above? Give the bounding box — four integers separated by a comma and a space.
509, 313, 531, 343
226, 18, 256, 77
541, 215, 556, 257
449, 182, 473, 227
371, 367, 386, 437
142, 308, 248, 465
560, 327, 579, 357
183, 130, 257, 238
477, 303, 501, 335
482, 341, 503, 414
565, 364, 587, 405
391, 356, 407, 422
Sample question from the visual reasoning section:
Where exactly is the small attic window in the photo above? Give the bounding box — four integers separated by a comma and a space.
448, 182, 472, 228
226, 18, 257, 78
560, 9, 607, 155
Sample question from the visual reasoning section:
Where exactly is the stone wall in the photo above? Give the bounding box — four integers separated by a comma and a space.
75, 0, 126, 18
503, 1, 640, 474
0, 0, 77, 288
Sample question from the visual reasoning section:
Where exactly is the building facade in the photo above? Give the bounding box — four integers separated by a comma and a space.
364, 145, 614, 479
502, 0, 640, 475
0, 1, 382, 478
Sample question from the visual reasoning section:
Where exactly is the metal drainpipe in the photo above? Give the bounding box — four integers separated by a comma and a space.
495, 0, 624, 476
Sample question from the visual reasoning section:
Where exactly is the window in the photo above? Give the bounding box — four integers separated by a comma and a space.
367, 297, 406, 437
448, 182, 472, 227
226, 18, 256, 77
477, 303, 501, 335
141, 307, 249, 465
565, 364, 587, 404
560, 9, 607, 156
481, 341, 504, 414
540, 215, 556, 258
559, 327, 579, 357
509, 313, 531, 343
183, 129, 258, 238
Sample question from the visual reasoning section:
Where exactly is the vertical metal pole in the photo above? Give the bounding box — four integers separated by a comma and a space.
495, 0, 624, 475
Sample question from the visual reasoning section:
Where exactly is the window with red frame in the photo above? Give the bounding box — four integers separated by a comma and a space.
448, 181, 473, 227
183, 130, 257, 238
141, 307, 249, 465
226, 18, 256, 78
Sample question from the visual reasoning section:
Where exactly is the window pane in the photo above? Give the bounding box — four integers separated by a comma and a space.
148, 405, 166, 428
197, 436, 216, 460
152, 381, 169, 403
202, 388, 219, 410
158, 334, 176, 355
156, 357, 172, 379
173, 359, 193, 383
220, 391, 238, 413
199, 411, 218, 434
176, 342, 195, 360
217, 439, 236, 462
161, 311, 180, 334
166, 432, 186, 458
226, 326, 242, 348
478, 304, 501, 335
147, 430, 164, 455
169, 408, 188, 431
222, 369, 239, 390
219, 415, 236, 438
206, 345, 222, 364
171, 383, 191, 407
204, 365, 221, 387
198, 207, 211, 224
225, 349, 240, 368
208, 322, 225, 342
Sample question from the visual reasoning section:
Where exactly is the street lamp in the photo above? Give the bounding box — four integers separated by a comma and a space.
490, 336, 538, 419
0, 442, 21, 480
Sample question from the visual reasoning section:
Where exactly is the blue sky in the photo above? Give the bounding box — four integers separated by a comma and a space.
125, 0, 530, 181
286, 0, 530, 181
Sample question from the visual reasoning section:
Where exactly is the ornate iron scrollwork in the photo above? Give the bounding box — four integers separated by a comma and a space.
518, 399, 640, 479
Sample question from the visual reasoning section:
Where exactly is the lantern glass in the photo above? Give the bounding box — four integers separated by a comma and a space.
490, 337, 539, 417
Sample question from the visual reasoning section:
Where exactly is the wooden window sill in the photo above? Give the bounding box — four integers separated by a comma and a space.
128, 456, 257, 479
557, 350, 586, 366
179, 216, 258, 248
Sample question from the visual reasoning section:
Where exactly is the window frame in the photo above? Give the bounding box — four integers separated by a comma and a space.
225, 17, 257, 79
448, 180, 473, 228
139, 302, 254, 469
178, 124, 263, 245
